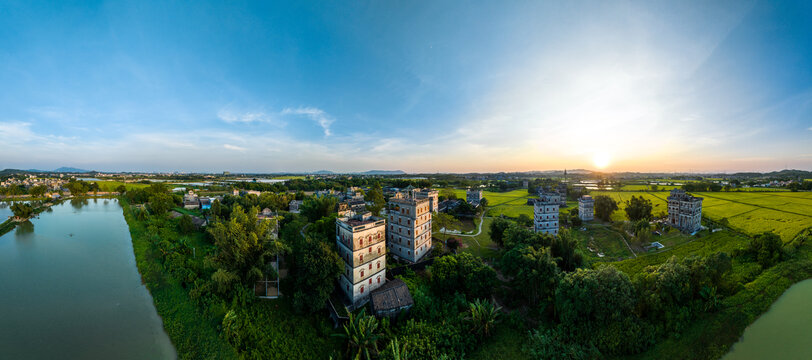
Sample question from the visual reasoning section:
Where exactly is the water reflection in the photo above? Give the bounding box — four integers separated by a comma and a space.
15, 221, 34, 235
71, 198, 89, 209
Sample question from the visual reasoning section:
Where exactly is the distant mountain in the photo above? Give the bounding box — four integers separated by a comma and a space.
53, 167, 91, 173
311, 170, 335, 175
361, 170, 406, 175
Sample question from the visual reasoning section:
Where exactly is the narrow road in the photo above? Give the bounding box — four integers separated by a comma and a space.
456, 211, 486, 237
300, 223, 310, 238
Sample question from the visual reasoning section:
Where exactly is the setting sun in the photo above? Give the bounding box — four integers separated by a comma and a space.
593, 152, 611, 169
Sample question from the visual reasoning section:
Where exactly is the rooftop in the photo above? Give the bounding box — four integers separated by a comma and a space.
370, 279, 414, 313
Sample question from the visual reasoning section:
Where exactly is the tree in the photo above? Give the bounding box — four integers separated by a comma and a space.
550, 230, 584, 272
29, 185, 47, 198
177, 214, 196, 234
430, 252, 497, 300
433, 212, 461, 237
624, 196, 652, 221
447, 238, 462, 252
501, 244, 559, 304
650, 184, 659, 192
148, 192, 174, 216
517, 213, 533, 228
439, 188, 457, 201
569, 213, 582, 228
11, 202, 34, 219
115, 184, 127, 194
207, 205, 286, 294
465, 299, 501, 338
300, 196, 338, 223
290, 239, 343, 312
749, 232, 783, 268
593, 196, 618, 222
479, 198, 489, 207
333, 308, 381, 360
488, 217, 512, 247
365, 183, 386, 216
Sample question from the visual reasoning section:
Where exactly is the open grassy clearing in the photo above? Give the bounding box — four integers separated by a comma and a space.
695, 192, 812, 241
571, 224, 634, 261
590, 191, 669, 221
620, 184, 680, 191
93, 181, 150, 192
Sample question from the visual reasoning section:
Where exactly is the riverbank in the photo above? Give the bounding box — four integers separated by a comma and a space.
622, 229, 812, 360
120, 198, 238, 360
0, 200, 63, 237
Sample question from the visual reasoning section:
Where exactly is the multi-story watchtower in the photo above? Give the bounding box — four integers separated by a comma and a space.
387, 196, 432, 263
578, 195, 594, 221
336, 212, 387, 308
534, 192, 560, 235
667, 189, 703, 233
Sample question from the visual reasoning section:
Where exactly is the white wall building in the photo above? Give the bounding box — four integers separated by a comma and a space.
387, 196, 432, 263
336, 213, 387, 308
534, 192, 560, 235
578, 195, 594, 221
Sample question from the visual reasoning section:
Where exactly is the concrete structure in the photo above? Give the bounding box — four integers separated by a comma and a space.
534, 192, 560, 235
466, 188, 483, 206
387, 196, 432, 263
183, 191, 199, 209
667, 189, 703, 233
578, 195, 594, 221
413, 188, 439, 213
289, 200, 303, 213
336, 212, 387, 308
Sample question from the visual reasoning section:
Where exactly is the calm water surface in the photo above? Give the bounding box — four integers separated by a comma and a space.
723, 278, 812, 360
0, 199, 176, 359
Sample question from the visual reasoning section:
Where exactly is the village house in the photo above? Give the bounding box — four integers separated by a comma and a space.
183, 191, 199, 209
289, 200, 303, 213
335, 212, 387, 309
369, 278, 414, 318
413, 188, 439, 213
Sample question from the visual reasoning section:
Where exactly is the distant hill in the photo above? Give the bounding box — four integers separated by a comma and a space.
311, 170, 335, 175
53, 167, 91, 173
361, 170, 406, 175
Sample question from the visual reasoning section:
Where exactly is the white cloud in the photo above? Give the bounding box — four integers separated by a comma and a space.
223, 144, 247, 152
282, 107, 335, 136
217, 109, 281, 125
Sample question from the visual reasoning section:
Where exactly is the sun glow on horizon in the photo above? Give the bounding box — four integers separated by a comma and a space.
593, 152, 611, 169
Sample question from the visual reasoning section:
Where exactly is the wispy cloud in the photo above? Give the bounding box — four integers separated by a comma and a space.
217, 109, 281, 125
223, 144, 246, 151
282, 107, 334, 136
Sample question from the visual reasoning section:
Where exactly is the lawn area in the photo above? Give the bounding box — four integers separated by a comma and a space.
442, 216, 500, 260
620, 184, 679, 191
94, 180, 150, 192
571, 224, 634, 262
607, 230, 751, 277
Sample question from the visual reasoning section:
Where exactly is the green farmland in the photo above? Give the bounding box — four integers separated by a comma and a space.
93, 181, 151, 192
589, 190, 812, 242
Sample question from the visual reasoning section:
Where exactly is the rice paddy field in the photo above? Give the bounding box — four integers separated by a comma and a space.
590, 190, 812, 242
93, 181, 151, 192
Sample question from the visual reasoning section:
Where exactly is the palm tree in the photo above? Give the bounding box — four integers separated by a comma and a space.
333, 309, 381, 360
386, 337, 409, 360
465, 299, 502, 338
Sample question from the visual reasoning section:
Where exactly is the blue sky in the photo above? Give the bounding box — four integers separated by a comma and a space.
0, 0, 810, 173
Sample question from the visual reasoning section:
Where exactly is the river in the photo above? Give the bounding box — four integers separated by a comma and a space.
0, 198, 176, 359
723, 278, 812, 360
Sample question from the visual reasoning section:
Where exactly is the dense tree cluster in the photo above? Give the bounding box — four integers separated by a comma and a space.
593, 195, 618, 221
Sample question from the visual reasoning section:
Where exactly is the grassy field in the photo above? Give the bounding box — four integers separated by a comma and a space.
94, 181, 151, 192
590, 191, 670, 222
571, 224, 634, 261
696, 192, 812, 242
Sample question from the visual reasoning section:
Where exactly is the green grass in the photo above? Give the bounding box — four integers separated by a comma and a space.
94, 181, 150, 192
590, 191, 669, 222
572, 224, 634, 262
469, 322, 532, 360
696, 192, 812, 242
621, 239, 812, 360
607, 231, 750, 277
122, 199, 238, 360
